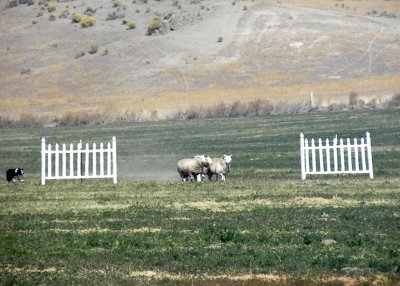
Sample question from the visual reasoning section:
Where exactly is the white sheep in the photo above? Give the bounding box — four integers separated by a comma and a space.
177, 155, 211, 182
207, 154, 232, 181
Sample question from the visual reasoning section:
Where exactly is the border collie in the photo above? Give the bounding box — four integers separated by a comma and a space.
6, 168, 24, 182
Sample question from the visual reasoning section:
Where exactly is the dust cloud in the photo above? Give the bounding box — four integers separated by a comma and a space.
118, 156, 180, 181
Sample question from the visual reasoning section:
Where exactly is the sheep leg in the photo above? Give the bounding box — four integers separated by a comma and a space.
220, 173, 225, 181
196, 174, 202, 182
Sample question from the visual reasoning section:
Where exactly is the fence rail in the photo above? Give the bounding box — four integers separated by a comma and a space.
41, 137, 117, 185
300, 133, 373, 180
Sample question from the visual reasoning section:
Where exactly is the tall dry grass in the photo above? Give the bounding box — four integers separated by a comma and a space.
1, 94, 399, 127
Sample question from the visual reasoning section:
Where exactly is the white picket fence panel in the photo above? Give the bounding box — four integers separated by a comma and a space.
41, 137, 117, 185
300, 132, 373, 180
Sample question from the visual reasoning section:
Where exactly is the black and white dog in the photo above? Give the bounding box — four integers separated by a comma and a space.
6, 168, 24, 182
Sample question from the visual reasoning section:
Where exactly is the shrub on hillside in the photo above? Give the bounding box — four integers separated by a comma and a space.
58, 9, 69, 18
71, 13, 82, 23
7, 0, 18, 8
206, 102, 229, 118
247, 99, 274, 116
48, 12, 56, 21
106, 11, 125, 20
146, 15, 161, 35
112, 0, 121, 8
127, 21, 136, 29
57, 111, 102, 126
89, 43, 98, 54
75, 51, 85, 59
80, 16, 95, 27
388, 93, 400, 108
349, 90, 358, 106
229, 100, 248, 117
47, 2, 56, 12
17, 113, 40, 127
84, 6, 96, 15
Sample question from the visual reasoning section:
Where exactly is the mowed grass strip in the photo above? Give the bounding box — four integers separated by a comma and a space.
0, 109, 399, 285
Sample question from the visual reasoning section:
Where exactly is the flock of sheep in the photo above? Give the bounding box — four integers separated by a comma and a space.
177, 154, 232, 182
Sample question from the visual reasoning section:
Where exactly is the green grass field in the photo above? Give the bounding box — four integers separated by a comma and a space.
1, 109, 399, 285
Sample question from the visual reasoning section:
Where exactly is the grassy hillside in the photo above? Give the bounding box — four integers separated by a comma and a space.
0, 109, 399, 285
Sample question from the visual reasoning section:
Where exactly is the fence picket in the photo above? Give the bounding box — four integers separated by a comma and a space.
325, 138, 330, 172
93, 143, 97, 176
311, 139, 316, 173
55, 144, 59, 178
107, 142, 112, 176
100, 143, 104, 176
354, 138, 359, 172
62, 144, 67, 177
333, 138, 338, 172
48, 144, 52, 178
361, 138, 366, 172
318, 139, 324, 172
305, 139, 310, 174
339, 139, 345, 172
77, 142, 82, 178
41, 138, 117, 185
85, 143, 90, 177
347, 138, 352, 172
69, 143, 74, 177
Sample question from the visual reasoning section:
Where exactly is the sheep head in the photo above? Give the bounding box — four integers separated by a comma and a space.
223, 154, 232, 171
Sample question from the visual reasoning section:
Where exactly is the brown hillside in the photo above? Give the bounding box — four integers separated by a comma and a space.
0, 0, 399, 121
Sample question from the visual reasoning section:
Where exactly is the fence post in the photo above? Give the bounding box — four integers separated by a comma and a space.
112, 136, 117, 184
41, 138, 46, 185
366, 132, 374, 179
300, 133, 306, 180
